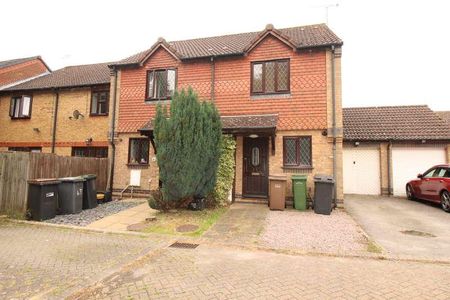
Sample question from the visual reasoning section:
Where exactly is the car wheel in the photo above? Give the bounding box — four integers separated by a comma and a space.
406, 184, 415, 200
441, 191, 450, 213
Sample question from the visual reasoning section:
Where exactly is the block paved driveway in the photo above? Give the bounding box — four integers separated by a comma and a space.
345, 195, 450, 262
0, 220, 170, 299
1, 214, 450, 299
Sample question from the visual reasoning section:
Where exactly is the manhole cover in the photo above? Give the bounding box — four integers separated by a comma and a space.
127, 223, 148, 231
400, 230, 436, 238
176, 224, 199, 233
169, 242, 199, 249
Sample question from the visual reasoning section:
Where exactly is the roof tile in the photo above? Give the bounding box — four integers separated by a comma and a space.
113, 24, 342, 66
4, 62, 111, 91
343, 105, 450, 141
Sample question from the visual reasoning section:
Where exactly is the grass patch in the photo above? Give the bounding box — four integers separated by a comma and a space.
367, 239, 383, 254
142, 207, 228, 237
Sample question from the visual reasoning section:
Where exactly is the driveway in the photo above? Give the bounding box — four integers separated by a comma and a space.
345, 194, 450, 261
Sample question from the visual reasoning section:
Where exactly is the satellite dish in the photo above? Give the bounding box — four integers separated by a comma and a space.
72, 110, 84, 120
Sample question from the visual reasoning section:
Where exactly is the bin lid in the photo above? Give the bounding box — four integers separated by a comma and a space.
80, 174, 97, 179
28, 178, 61, 185
313, 174, 334, 183
58, 176, 85, 182
291, 174, 307, 180
269, 174, 287, 181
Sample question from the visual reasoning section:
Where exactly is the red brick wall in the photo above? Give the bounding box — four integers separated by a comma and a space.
117, 35, 327, 132
0, 59, 49, 87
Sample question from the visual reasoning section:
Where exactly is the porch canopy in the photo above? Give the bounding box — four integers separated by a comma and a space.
139, 114, 278, 154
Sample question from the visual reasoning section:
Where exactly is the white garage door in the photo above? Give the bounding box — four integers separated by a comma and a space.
392, 146, 446, 196
343, 148, 381, 195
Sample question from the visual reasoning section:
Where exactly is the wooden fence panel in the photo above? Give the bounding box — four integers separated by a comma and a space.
0, 152, 30, 215
0, 152, 109, 216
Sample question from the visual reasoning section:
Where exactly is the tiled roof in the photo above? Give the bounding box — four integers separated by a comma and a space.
4, 62, 110, 91
0, 56, 42, 69
436, 111, 450, 125
113, 23, 342, 66
138, 114, 278, 133
343, 105, 450, 141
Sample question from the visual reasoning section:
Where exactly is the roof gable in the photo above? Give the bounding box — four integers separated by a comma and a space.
140, 38, 182, 66
243, 24, 297, 54
0, 56, 50, 72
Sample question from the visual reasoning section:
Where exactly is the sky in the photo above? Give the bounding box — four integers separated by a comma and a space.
1, 0, 449, 110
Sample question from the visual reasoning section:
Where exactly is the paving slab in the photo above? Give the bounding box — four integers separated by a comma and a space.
87, 202, 157, 231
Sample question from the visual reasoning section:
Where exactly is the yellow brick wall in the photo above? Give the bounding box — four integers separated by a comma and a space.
0, 87, 110, 154
112, 133, 159, 192
379, 142, 390, 195
233, 130, 343, 202
447, 144, 450, 163
56, 89, 109, 146
0, 92, 54, 145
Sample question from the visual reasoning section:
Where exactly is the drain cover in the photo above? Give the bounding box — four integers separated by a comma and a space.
400, 230, 436, 238
169, 242, 199, 249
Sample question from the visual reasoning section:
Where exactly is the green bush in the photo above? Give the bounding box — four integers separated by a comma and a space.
154, 88, 222, 206
209, 135, 236, 206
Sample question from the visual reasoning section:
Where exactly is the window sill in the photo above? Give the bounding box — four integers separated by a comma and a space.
10, 117, 31, 120
251, 93, 291, 100
127, 163, 149, 169
89, 113, 109, 117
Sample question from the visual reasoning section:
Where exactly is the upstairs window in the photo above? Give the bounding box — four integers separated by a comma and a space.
146, 69, 177, 101
251, 59, 290, 95
128, 138, 150, 165
90, 91, 109, 116
10, 95, 32, 119
283, 136, 312, 168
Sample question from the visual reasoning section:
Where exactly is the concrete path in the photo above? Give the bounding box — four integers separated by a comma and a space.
86, 201, 157, 231
345, 194, 450, 262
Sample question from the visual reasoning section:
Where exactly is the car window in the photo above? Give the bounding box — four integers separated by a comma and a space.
444, 169, 450, 178
423, 168, 437, 178
436, 168, 447, 178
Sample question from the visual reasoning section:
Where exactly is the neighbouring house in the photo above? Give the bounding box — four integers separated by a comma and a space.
0, 63, 111, 157
108, 23, 344, 203
343, 105, 450, 197
0, 56, 50, 90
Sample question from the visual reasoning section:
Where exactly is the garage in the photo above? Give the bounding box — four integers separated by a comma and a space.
392, 146, 447, 196
343, 147, 381, 195
343, 105, 450, 197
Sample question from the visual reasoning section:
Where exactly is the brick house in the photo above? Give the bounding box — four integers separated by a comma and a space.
109, 23, 344, 203
0, 56, 50, 90
0, 63, 111, 157
343, 105, 450, 196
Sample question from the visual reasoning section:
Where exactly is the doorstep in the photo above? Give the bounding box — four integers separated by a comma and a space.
86, 202, 156, 231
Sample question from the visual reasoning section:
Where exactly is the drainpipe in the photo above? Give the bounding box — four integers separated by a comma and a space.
210, 56, 215, 101
51, 89, 59, 154
387, 141, 392, 196
331, 45, 337, 207
107, 68, 118, 196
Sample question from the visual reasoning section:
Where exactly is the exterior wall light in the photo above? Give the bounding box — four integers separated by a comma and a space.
248, 134, 259, 138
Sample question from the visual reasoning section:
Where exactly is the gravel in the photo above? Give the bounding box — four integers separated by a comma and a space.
45, 200, 141, 227
260, 209, 368, 255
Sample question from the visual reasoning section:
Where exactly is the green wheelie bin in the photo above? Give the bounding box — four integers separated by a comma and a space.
292, 175, 307, 210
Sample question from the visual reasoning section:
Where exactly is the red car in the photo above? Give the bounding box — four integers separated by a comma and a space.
406, 164, 450, 212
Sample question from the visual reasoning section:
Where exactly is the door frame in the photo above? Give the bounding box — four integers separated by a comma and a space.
242, 136, 269, 198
